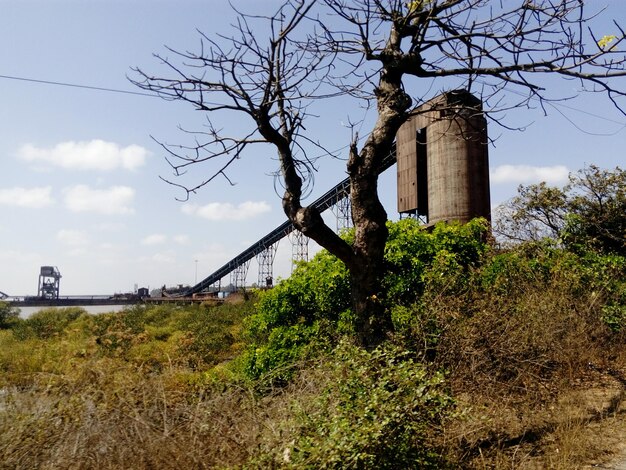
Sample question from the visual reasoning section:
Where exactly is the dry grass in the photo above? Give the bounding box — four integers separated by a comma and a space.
2, 248, 626, 469
1, 341, 625, 469
1, 361, 263, 469
439, 369, 626, 469
417, 253, 626, 469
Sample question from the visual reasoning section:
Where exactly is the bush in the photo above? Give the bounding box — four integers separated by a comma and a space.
242, 218, 490, 382
0, 301, 19, 329
91, 306, 148, 356
242, 322, 330, 385
249, 250, 351, 336
384, 218, 488, 306
176, 301, 249, 368
241, 250, 350, 381
412, 241, 626, 396
11, 307, 85, 340
283, 342, 453, 469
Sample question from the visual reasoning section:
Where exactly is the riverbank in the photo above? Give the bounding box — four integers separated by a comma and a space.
16, 304, 127, 318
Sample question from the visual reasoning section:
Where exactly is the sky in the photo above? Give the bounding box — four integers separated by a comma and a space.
1, 0, 625, 296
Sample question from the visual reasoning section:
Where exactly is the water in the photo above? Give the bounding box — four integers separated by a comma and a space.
17, 304, 128, 318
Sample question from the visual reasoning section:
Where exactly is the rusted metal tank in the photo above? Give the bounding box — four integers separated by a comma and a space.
396, 90, 491, 224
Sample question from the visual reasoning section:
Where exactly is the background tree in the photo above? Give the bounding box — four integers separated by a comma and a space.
565, 166, 626, 254
493, 182, 569, 243
0, 301, 19, 329
133, 0, 626, 347
494, 165, 626, 255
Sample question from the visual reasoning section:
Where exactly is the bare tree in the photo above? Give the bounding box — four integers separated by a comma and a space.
132, 0, 626, 347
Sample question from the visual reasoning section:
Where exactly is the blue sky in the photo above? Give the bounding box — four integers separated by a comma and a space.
1, 1, 625, 296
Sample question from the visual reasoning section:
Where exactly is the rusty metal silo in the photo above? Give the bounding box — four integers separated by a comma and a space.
396, 90, 491, 225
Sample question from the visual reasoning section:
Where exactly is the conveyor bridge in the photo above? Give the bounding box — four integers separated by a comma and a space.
184, 148, 397, 296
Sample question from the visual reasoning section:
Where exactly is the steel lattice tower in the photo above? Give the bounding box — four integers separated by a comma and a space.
288, 230, 309, 271
257, 243, 279, 287
230, 260, 251, 291
332, 195, 353, 232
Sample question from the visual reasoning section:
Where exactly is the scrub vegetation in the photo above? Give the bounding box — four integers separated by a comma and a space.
1, 168, 626, 469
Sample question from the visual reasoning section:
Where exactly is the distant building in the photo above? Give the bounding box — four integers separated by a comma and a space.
38, 266, 62, 299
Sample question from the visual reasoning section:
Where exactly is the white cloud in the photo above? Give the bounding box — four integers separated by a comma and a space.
182, 201, 271, 221
141, 234, 167, 246
57, 229, 89, 246
490, 165, 569, 185
63, 185, 135, 215
93, 222, 126, 232
173, 234, 190, 245
138, 251, 176, 264
151, 252, 175, 263
19, 140, 149, 171
0, 186, 54, 208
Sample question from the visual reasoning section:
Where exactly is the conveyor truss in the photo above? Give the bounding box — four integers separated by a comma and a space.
182, 148, 397, 296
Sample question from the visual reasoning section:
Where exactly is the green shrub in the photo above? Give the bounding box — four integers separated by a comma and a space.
90, 302, 251, 368
285, 342, 453, 469
175, 303, 243, 368
242, 321, 331, 385
242, 218, 490, 382
410, 240, 626, 395
384, 217, 488, 306
0, 301, 19, 329
91, 307, 148, 356
12, 307, 85, 340
240, 251, 350, 381
602, 304, 626, 332
250, 249, 350, 337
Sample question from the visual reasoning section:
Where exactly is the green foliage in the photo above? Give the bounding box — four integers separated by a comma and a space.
242, 322, 328, 385
250, 250, 350, 336
415, 240, 626, 386
495, 165, 626, 256
176, 301, 246, 368
242, 218, 490, 381
0, 301, 253, 390
384, 218, 488, 306
479, 240, 568, 294
91, 306, 148, 356
11, 307, 86, 340
286, 342, 452, 469
563, 166, 626, 255
602, 304, 626, 332
90, 302, 248, 368
0, 301, 19, 329
478, 242, 626, 326
241, 251, 350, 381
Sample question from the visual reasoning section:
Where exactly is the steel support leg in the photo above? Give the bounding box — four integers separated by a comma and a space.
230, 260, 251, 291
288, 230, 309, 270
257, 243, 279, 288
332, 195, 352, 232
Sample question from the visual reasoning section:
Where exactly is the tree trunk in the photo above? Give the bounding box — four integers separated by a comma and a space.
349, 256, 392, 349
346, 141, 395, 348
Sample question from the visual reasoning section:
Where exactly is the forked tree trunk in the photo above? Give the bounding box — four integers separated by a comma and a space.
346, 141, 396, 348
